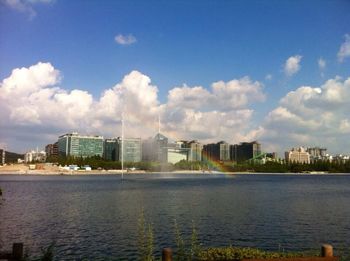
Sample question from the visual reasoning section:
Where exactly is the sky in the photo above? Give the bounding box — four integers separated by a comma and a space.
0, 0, 350, 156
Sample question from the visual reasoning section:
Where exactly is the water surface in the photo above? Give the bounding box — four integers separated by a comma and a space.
0, 174, 349, 259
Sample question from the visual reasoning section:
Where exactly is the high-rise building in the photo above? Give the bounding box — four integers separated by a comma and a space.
285, 147, 310, 164
103, 138, 119, 161
154, 133, 168, 162
58, 132, 104, 157
121, 137, 142, 162
142, 138, 154, 162
307, 147, 327, 161
45, 142, 58, 158
231, 141, 261, 162
0, 149, 5, 165
103, 137, 142, 162
203, 141, 230, 162
141, 133, 169, 162
183, 140, 203, 162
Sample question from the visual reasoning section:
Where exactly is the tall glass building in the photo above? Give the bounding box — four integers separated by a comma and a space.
183, 140, 203, 162
121, 138, 142, 162
103, 138, 119, 161
230, 141, 261, 162
203, 141, 230, 162
58, 132, 104, 157
103, 137, 142, 162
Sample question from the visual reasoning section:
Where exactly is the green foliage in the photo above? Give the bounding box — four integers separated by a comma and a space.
197, 246, 319, 260
190, 221, 201, 259
49, 155, 178, 171
174, 160, 205, 171
213, 160, 350, 173
337, 246, 350, 261
174, 220, 186, 261
46, 154, 350, 173
173, 220, 201, 261
38, 242, 55, 261
21, 243, 55, 261
138, 210, 155, 261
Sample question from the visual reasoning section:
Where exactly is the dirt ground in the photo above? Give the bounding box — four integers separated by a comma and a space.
0, 163, 60, 172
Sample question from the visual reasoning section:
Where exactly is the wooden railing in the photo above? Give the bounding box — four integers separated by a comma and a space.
0, 243, 23, 261
162, 244, 339, 261
0, 242, 340, 261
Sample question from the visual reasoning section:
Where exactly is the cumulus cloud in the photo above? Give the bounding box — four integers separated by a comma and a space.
163, 77, 265, 142
256, 76, 350, 154
0, 62, 95, 150
1, 0, 54, 19
3, 62, 350, 155
166, 77, 265, 113
0, 62, 266, 151
337, 34, 350, 62
114, 34, 137, 45
284, 55, 302, 77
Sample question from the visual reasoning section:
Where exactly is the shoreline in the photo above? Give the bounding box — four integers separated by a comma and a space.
0, 170, 349, 176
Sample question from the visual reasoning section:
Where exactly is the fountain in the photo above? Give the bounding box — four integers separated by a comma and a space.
121, 111, 124, 179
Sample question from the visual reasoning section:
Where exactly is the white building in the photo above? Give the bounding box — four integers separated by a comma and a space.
285, 147, 310, 164
25, 150, 46, 163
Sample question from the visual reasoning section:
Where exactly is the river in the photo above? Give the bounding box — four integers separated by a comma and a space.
0, 173, 349, 260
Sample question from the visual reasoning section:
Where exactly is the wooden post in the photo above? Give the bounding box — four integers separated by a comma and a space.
162, 247, 172, 261
321, 244, 333, 257
12, 243, 23, 260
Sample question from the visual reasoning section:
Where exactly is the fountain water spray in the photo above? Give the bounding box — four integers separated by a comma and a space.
121, 111, 124, 179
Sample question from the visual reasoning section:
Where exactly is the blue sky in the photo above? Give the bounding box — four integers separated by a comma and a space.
0, 0, 350, 154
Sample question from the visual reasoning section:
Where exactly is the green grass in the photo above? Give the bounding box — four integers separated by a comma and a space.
197, 246, 319, 260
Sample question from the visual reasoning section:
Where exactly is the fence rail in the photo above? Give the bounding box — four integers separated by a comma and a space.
0, 242, 340, 261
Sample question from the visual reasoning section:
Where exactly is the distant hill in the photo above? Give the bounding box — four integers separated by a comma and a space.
4, 151, 24, 163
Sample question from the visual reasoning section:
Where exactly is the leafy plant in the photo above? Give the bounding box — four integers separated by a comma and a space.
173, 220, 201, 261
138, 209, 155, 261
190, 221, 201, 260
38, 242, 55, 261
174, 219, 186, 261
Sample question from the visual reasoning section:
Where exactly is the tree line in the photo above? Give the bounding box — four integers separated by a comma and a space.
46, 156, 350, 173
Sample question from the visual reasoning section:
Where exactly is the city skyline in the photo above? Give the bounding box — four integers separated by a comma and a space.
1, 1, 350, 154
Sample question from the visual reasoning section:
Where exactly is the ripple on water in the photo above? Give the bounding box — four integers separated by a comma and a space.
0, 174, 350, 259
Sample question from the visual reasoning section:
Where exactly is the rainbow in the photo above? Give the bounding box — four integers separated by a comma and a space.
120, 114, 234, 173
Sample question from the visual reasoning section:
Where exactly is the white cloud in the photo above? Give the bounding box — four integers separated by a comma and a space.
284, 55, 302, 77
318, 58, 326, 70
211, 77, 266, 110
0, 62, 266, 151
257, 76, 350, 154
114, 34, 137, 45
2, 0, 54, 19
3, 62, 350, 155
265, 74, 272, 80
339, 119, 350, 134
337, 34, 350, 62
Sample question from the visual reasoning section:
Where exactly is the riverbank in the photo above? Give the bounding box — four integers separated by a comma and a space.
1, 163, 350, 175
1, 169, 349, 176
